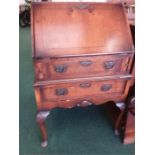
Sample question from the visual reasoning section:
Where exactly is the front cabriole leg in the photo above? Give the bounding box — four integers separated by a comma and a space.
36, 111, 50, 147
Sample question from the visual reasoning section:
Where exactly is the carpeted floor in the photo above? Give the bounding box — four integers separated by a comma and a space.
19, 27, 135, 155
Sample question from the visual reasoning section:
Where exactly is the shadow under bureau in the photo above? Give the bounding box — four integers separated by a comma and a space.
31, 2, 134, 147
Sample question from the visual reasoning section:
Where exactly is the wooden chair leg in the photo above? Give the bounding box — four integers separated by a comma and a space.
36, 111, 50, 147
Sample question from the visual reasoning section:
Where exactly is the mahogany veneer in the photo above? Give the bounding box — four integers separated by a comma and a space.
31, 2, 134, 147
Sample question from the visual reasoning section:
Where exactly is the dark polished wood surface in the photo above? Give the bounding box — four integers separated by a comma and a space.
32, 2, 133, 57
31, 2, 135, 147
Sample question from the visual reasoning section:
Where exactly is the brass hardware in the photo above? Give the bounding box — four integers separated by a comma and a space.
101, 84, 112, 91
75, 4, 90, 10
104, 61, 115, 69
80, 60, 93, 66
71, 4, 94, 13
79, 82, 91, 88
77, 100, 93, 107
54, 64, 68, 73
55, 88, 68, 96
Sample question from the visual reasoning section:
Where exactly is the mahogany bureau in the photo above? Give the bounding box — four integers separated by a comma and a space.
31, 2, 135, 147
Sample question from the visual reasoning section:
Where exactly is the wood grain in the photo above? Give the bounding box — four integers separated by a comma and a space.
31, 2, 135, 147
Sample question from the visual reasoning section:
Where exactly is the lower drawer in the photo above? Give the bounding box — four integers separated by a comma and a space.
34, 77, 130, 110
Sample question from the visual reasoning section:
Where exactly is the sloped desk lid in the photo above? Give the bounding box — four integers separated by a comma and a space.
31, 2, 133, 57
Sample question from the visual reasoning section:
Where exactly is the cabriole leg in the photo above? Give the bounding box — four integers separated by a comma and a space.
114, 102, 125, 135
36, 111, 50, 147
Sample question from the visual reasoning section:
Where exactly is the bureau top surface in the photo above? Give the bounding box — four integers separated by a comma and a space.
31, 2, 133, 57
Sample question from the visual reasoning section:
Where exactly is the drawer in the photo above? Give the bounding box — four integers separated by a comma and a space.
34, 53, 133, 81
34, 77, 129, 109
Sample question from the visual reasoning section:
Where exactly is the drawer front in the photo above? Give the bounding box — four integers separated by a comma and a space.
34, 53, 133, 80
39, 78, 127, 103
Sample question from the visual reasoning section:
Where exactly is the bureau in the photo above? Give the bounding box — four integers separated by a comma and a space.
31, 2, 135, 147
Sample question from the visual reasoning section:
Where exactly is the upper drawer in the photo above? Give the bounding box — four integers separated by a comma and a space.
31, 2, 134, 57
34, 53, 134, 81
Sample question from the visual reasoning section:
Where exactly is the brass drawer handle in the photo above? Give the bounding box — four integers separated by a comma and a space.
55, 88, 68, 96
104, 61, 115, 69
54, 64, 68, 73
101, 84, 112, 91
80, 60, 93, 67
79, 82, 91, 88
